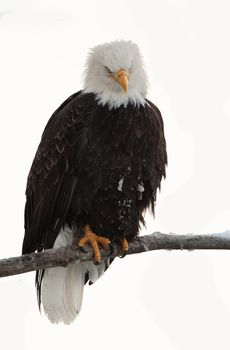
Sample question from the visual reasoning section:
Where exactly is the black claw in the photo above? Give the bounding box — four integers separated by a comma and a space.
93, 259, 100, 266
119, 251, 127, 259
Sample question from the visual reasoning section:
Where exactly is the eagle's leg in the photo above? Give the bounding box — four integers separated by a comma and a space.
79, 224, 111, 263
119, 238, 129, 258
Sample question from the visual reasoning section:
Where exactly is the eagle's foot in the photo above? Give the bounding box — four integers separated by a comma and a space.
79, 225, 111, 263
119, 238, 129, 258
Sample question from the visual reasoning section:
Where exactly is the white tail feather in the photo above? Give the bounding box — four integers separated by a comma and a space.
41, 227, 85, 324
41, 263, 86, 324
40, 226, 109, 324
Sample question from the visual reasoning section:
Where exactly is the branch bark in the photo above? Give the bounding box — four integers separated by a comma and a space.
1, 231, 230, 278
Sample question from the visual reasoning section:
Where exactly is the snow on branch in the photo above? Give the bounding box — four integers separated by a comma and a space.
1, 231, 230, 278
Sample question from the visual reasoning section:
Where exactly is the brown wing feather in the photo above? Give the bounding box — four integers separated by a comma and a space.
146, 99, 167, 177
22, 91, 93, 253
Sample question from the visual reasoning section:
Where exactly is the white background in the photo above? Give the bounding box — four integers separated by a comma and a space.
1, 1, 230, 349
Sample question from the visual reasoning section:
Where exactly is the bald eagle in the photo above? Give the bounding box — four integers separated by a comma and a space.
22, 40, 167, 324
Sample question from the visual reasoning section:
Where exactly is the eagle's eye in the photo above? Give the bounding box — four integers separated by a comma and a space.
105, 66, 112, 74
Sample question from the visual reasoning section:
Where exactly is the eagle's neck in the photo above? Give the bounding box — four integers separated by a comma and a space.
82, 86, 147, 110
94, 89, 146, 110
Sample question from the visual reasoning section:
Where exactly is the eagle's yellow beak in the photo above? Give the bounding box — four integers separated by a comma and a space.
114, 69, 128, 92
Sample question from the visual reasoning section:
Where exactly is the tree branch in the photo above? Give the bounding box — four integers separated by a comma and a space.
1, 231, 230, 278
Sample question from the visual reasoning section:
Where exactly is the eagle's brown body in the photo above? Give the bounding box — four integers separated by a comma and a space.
23, 91, 167, 255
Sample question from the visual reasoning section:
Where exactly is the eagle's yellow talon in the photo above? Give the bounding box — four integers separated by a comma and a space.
121, 238, 129, 252
79, 225, 111, 263
118, 238, 129, 258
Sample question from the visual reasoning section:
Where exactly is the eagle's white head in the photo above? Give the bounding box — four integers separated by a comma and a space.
83, 40, 148, 110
